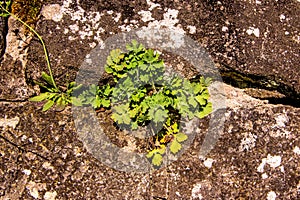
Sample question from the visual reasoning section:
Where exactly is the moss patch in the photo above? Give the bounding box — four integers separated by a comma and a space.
11, 0, 42, 33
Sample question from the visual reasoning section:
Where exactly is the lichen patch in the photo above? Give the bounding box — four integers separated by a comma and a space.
257, 154, 282, 173
41, 4, 63, 22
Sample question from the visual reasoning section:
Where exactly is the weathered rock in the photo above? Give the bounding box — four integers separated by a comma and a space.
25, 0, 300, 99
0, 17, 35, 101
0, 0, 299, 199
0, 84, 299, 199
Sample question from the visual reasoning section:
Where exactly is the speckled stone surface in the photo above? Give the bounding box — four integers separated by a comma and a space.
0, 0, 299, 199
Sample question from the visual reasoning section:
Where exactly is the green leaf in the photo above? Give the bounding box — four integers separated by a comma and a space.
195, 95, 207, 105
175, 133, 188, 142
131, 121, 139, 130
170, 139, 182, 154
103, 85, 112, 96
110, 49, 122, 63
188, 96, 198, 108
148, 106, 168, 123
101, 99, 111, 108
92, 96, 101, 108
72, 83, 83, 91
146, 150, 155, 158
157, 145, 166, 154
201, 77, 212, 86
111, 104, 131, 125
71, 97, 82, 106
42, 100, 54, 111
55, 96, 66, 111
152, 153, 163, 166
152, 60, 164, 69
105, 65, 114, 73
29, 93, 50, 102
42, 72, 54, 86
201, 89, 210, 99
68, 81, 76, 89
140, 74, 149, 82
48, 93, 58, 100
171, 122, 179, 133
197, 102, 212, 118
193, 83, 203, 94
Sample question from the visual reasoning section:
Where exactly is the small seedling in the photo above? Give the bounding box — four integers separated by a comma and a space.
0, 0, 83, 111
29, 72, 82, 111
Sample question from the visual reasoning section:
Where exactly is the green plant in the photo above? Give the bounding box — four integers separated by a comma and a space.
1, 3, 213, 166
0, 0, 82, 111
29, 73, 82, 111
0, 0, 11, 17
105, 40, 213, 166
1, 0, 56, 89
78, 84, 112, 109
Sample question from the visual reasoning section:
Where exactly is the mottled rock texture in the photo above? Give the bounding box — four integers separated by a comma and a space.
0, 0, 299, 199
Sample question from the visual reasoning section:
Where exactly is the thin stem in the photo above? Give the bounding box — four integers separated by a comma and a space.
151, 80, 157, 93
0, 5, 58, 90
163, 123, 172, 135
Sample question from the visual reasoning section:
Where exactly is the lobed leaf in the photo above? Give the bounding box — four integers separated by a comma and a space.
71, 97, 82, 106
152, 153, 163, 166
170, 139, 182, 154
175, 132, 188, 142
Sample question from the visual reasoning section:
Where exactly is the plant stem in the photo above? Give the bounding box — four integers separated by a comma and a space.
163, 123, 172, 134
151, 80, 157, 93
0, 5, 58, 91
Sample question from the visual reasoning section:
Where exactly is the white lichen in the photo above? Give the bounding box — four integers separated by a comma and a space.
257, 154, 282, 172
261, 173, 268, 179
293, 146, 300, 155
279, 14, 286, 21
23, 169, 31, 176
273, 113, 289, 128
187, 25, 197, 34
41, 4, 63, 22
246, 27, 260, 37
239, 132, 257, 152
191, 183, 204, 199
137, 8, 186, 48
114, 13, 122, 22
146, 0, 161, 11
203, 158, 215, 168
138, 10, 154, 22
59, 1, 105, 43
222, 26, 228, 32
44, 191, 57, 200
267, 191, 277, 200
0, 116, 20, 129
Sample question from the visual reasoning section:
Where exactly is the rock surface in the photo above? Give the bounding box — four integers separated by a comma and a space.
0, 0, 299, 199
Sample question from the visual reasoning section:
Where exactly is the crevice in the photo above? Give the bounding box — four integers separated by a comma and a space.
259, 97, 300, 108
0, 13, 8, 59
0, 131, 49, 161
220, 64, 300, 108
0, 98, 29, 102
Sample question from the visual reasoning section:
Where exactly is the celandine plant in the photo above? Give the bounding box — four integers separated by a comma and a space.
104, 40, 212, 166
